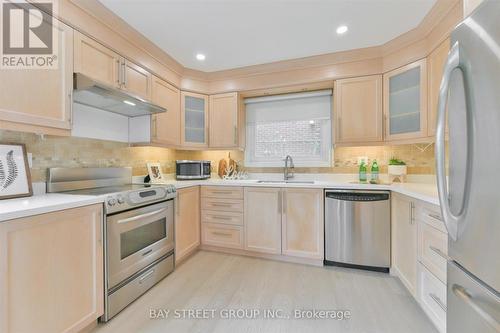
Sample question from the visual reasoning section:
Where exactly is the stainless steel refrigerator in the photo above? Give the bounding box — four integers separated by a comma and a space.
435, 0, 500, 332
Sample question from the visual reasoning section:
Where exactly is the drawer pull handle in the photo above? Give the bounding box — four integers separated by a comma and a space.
139, 269, 155, 284
211, 203, 232, 207
430, 246, 450, 261
212, 215, 232, 220
429, 293, 447, 312
428, 213, 443, 221
210, 191, 233, 194
212, 231, 232, 237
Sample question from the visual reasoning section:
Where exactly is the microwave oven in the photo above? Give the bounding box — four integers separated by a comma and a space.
176, 160, 211, 180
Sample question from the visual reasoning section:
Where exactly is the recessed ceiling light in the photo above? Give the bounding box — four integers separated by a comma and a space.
196, 53, 206, 61
336, 25, 348, 35
123, 100, 136, 106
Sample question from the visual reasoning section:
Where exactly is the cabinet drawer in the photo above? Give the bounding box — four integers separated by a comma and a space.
201, 223, 243, 249
418, 263, 446, 333
201, 186, 243, 199
418, 221, 448, 283
417, 204, 446, 233
202, 198, 243, 212
202, 210, 243, 226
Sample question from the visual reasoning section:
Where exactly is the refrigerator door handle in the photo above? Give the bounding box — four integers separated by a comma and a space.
436, 41, 470, 241
452, 284, 500, 332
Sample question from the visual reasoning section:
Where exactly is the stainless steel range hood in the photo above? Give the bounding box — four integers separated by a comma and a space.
73, 73, 166, 117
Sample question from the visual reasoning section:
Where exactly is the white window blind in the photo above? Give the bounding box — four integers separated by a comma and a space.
244, 90, 332, 167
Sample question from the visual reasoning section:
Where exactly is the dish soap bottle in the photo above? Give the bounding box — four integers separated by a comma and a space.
359, 160, 367, 182
370, 160, 379, 184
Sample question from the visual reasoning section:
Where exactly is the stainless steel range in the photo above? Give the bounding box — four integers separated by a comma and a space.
47, 167, 176, 321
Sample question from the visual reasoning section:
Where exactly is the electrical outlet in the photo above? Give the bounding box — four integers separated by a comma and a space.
357, 156, 368, 165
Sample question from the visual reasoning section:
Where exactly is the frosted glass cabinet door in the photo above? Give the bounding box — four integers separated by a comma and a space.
384, 59, 428, 141
181, 91, 209, 148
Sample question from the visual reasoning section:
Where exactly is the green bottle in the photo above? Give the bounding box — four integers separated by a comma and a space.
370, 160, 379, 184
359, 160, 367, 182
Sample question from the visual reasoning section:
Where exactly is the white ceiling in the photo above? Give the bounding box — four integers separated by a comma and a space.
99, 0, 437, 72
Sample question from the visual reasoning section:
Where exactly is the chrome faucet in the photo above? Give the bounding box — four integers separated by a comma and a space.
284, 155, 295, 180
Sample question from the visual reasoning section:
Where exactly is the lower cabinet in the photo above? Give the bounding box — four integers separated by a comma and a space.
392, 194, 448, 333
391, 193, 418, 296
244, 187, 282, 254
244, 187, 324, 260
282, 188, 324, 259
175, 186, 201, 263
0, 204, 104, 333
198, 186, 324, 263
201, 186, 244, 249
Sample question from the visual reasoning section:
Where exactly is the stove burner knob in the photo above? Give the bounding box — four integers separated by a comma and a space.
166, 187, 172, 193
117, 196, 125, 204
107, 198, 117, 206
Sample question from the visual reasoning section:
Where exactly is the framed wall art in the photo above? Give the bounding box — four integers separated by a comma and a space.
0, 143, 32, 200
146, 162, 166, 183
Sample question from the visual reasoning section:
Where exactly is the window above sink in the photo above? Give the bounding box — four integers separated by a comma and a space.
244, 90, 333, 167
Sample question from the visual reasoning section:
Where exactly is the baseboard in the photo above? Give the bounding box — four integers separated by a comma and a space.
200, 245, 324, 267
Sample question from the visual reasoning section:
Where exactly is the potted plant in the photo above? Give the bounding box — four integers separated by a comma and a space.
388, 157, 407, 177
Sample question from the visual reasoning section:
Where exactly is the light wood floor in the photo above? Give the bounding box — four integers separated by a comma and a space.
93, 251, 437, 333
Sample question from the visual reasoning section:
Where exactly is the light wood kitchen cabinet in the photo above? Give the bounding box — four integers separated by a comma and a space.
427, 39, 450, 137
151, 76, 181, 146
391, 193, 418, 297
282, 188, 324, 259
463, 0, 483, 17
181, 91, 209, 148
209, 92, 239, 148
0, 18, 73, 135
201, 186, 244, 249
0, 204, 103, 333
121, 59, 152, 101
175, 186, 201, 263
384, 59, 428, 142
244, 187, 282, 254
74, 31, 121, 89
74, 31, 152, 101
334, 75, 383, 145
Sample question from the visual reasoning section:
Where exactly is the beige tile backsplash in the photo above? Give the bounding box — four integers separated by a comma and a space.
176, 144, 437, 175
1, 129, 436, 182
0, 130, 176, 182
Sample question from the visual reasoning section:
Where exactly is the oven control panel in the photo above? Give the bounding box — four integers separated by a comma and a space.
106, 185, 176, 214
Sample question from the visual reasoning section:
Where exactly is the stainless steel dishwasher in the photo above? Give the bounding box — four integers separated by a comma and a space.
324, 190, 390, 272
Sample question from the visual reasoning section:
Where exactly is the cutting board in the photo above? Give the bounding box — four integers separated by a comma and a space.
228, 156, 236, 174
218, 159, 227, 178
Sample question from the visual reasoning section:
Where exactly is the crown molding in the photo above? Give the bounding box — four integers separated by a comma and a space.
59, 0, 462, 94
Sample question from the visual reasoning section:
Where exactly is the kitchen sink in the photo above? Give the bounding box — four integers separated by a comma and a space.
256, 180, 316, 184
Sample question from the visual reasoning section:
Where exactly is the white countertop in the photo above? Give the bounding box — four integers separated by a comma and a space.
0, 173, 439, 222
0, 193, 104, 222
147, 173, 440, 206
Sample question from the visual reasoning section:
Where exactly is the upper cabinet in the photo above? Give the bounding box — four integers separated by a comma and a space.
181, 91, 209, 148
334, 75, 383, 145
384, 59, 428, 142
209, 92, 239, 148
0, 18, 73, 136
74, 32, 120, 88
151, 76, 181, 146
427, 39, 450, 138
74, 32, 152, 101
121, 60, 152, 101
463, 0, 483, 17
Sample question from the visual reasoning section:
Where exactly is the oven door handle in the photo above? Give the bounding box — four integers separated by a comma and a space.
117, 208, 167, 224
